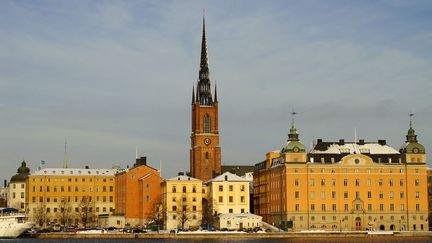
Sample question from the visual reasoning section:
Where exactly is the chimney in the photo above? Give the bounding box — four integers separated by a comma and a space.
178, 172, 184, 176
378, 140, 386, 145
135, 156, 147, 166
339, 139, 345, 145
3, 180, 6, 188
317, 139, 323, 143
358, 139, 365, 145
225, 175, 228, 181
85, 166, 89, 169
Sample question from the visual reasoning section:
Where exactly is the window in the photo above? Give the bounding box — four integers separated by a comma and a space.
229, 185, 233, 191
355, 191, 360, 199
295, 204, 300, 211
343, 179, 348, 186
389, 179, 394, 186
204, 113, 211, 133
355, 179, 360, 186
368, 191, 372, 198
344, 191, 348, 199
390, 191, 394, 199
416, 204, 420, 211
310, 191, 315, 199
321, 191, 326, 199
229, 208, 233, 213
295, 191, 299, 199
332, 204, 336, 211
415, 179, 419, 186
182, 186, 186, 193
172, 206, 177, 211
367, 179, 371, 186
400, 191, 405, 199
182, 197, 186, 202
331, 179, 336, 186
219, 196, 223, 203
321, 179, 325, 186
294, 179, 299, 186
400, 204, 405, 211
379, 191, 384, 199
311, 204, 315, 211
219, 185, 223, 192
368, 204, 372, 211
240, 185, 245, 191
172, 197, 176, 202
310, 179, 315, 186
229, 196, 233, 203
321, 204, 326, 211
192, 186, 197, 193
332, 191, 336, 199
415, 191, 420, 198
240, 196, 245, 203
379, 179, 383, 186
390, 204, 394, 211
344, 204, 348, 211
380, 204, 384, 211
192, 206, 197, 211
172, 186, 176, 193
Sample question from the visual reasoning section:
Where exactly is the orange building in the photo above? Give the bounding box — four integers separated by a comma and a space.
190, 16, 221, 182
255, 116, 429, 231
115, 157, 162, 227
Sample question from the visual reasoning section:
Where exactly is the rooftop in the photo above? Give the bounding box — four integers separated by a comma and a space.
32, 168, 119, 176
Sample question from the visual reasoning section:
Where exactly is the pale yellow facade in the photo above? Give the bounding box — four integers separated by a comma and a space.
206, 172, 250, 215
162, 175, 203, 230
26, 168, 117, 227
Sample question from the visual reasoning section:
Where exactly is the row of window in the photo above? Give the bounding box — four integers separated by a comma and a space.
31, 195, 113, 203
33, 206, 113, 213
171, 185, 200, 193
216, 195, 246, 203
277, 168, 422, 174
217, 184, 246, 192
32, 177, 112, 182
32, 185, 113, 193
288, 214, 425, 222
303, 190, 420, 200
307, 178, 420, 187
289, 203, 421, 212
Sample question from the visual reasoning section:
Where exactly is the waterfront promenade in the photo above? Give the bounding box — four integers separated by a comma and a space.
35, 231, 432, 239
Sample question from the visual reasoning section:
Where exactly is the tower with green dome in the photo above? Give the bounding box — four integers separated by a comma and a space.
400, 114, 426, 164
281, 112, 307, 163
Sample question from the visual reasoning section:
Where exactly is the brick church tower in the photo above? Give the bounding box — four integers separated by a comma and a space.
190, 16, 221, 181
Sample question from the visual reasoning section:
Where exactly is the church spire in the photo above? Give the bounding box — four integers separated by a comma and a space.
196, 12, 213, 106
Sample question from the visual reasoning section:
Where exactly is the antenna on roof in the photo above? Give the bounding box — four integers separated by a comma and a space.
354, 128, 357, 143
135, 147, 138, 159
159, 160, 162, 175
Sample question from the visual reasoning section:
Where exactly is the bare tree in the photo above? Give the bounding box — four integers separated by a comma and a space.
77, 196, 95, 228
149, 200, 164, 229
57, 199, 73, 227
202, 199, 218, 229
33, 203, 49, 227
177, 199, 191, 230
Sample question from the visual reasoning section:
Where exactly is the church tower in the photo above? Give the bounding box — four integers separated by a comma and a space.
190, 15, 221, 181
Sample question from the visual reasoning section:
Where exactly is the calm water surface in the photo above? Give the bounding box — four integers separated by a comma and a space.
1, 238, 431, 243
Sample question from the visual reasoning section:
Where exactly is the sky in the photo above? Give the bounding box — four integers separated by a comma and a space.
1, 0, 432, 182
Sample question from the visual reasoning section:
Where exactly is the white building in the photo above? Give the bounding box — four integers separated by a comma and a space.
7, 161, 30, 212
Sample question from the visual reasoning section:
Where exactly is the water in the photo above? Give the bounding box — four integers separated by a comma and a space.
1, 238, 431, 243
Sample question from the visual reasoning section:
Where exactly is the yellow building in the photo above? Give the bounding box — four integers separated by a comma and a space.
7, 161, 30, 212
206, 172, 250, 215
26, 167, 118, 227
254, 116, 429, 231
161, 174, 203, 230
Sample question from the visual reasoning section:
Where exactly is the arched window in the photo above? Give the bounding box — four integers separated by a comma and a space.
182, 186, 187, 193
204, 113, 211, 133
205, 152, 209, 159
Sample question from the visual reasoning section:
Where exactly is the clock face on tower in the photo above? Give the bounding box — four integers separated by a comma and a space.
204, 138, 211, 145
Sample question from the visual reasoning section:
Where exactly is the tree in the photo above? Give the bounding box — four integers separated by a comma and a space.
33, 203, 49, 227
149, 200, 164, 229
202, 199, 218, 229
177, 199, 191, 230
77, 196, 95, 228
57, 199, 73, 226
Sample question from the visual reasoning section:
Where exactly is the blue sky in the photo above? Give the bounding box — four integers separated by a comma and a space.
1, 0, 431, 181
